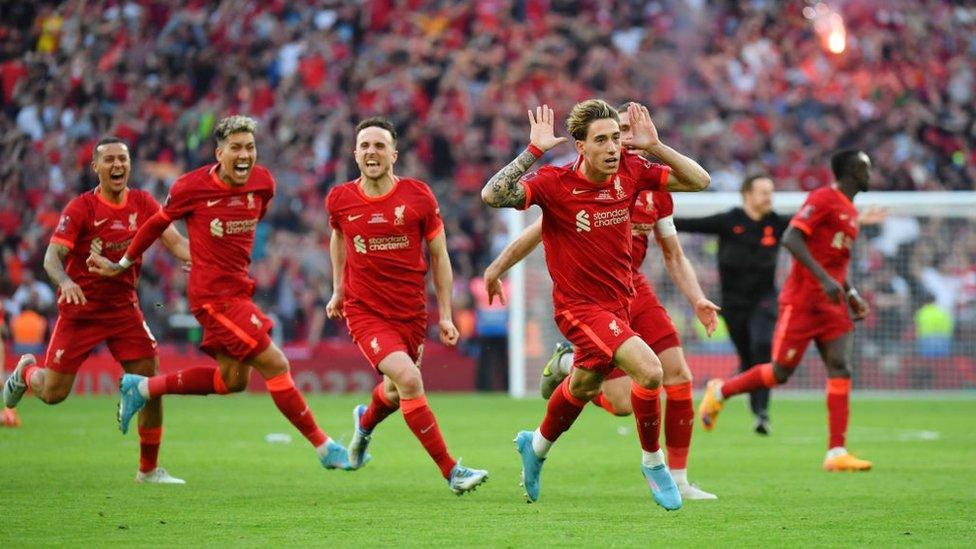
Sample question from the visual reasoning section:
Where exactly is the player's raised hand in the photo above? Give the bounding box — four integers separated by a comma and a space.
57, 278, 86, 305
848, 290, 870, 321
86, 252, 123, 277
439, 318, 460, 346
694, 297, 722, 336
819, 275, 844, 304
485, 273, 506, 306
325, 292, 344, 319
528, 104, 568, 153
625, 102, 661, 152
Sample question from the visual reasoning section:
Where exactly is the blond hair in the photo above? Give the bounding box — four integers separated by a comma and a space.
565, 99, 619, 141
214, 115, 258, 145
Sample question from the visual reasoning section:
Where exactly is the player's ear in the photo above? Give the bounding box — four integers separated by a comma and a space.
575, 139, 585, 155
391, 148, 398, 164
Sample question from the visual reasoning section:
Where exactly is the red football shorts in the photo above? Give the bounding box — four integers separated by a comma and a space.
555, 304, 636, 377
346, 310, 427, 369
193, 299, 273, 362
772, 301, 854, 368
605, 280, 680, 381
45, 305, 157, 375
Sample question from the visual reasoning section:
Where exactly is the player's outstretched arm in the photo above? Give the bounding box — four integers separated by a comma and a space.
326, 228, 346, 319
160, 225, 191, 264
44, 243, 86, 305
782, 226, 844, 303
673, 212, 725, 235
482, 105, 567, 208
483, 217, 543, 305
87, 211, 172, 276
427, 229, 460, 346
657, 233, 720, 335
625, 103, 710, 192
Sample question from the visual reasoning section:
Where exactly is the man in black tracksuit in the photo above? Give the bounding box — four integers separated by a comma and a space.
675, 175, 788, 435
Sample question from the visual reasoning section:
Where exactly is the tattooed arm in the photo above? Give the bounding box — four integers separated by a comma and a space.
44, 243, 86, 305
481, 104, 568, 209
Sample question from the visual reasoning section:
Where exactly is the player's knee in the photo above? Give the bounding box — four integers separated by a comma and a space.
632, 364, 663, 390
663, 365, 692, 386
825, 360, 850, 378
772, 363, 794, 384
224, 375, 249, 393
394, 371, 424, 397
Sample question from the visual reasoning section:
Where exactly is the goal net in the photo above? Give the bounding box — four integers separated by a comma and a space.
508, 191, 976, 396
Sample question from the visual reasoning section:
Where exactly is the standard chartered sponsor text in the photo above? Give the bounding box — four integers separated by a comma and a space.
369, 234, 410, 251
592, 208, 629, 227
225, 218, 258, 235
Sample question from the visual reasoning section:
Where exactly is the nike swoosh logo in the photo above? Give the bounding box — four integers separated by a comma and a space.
420, 424, 435, 434
93, 219, 108, 226
347, 214, 363, 221
207, 199, 221, 207
571, 188, 587, 195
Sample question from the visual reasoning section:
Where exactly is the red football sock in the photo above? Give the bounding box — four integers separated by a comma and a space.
826, 377, 851, 449
401, 395, 456, 478
138, 426, 162, 473
539, 378, 587, 442
721, 362, 778, 399
631, 382, 662, 453
360, 382, 399, 432
23, 365, 42, 392
592, 392, 617, 415
266, 372, 328, 448
664, 382, 693, 470
147, 367, 229, 397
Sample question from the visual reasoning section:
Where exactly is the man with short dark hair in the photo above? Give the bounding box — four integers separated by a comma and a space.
699, 150, 875, 472
675, 174, 788, 434
3, 136, 190, 482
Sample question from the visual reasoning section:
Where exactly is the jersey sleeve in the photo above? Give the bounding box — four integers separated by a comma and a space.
627, 152, 672, 192
325, 188, 341, 230
790, 191, 831, 236
517, 166, 558, 210
161, 179, 195, 221
50, 198, 87, 250
419, 186, 445, 241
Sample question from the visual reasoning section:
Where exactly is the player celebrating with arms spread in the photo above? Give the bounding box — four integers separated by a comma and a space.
698, 150, 874, 472
327, 117, 488, 495
482, 100, 709, 509
88, 116, 352, 471
482, 103, 720, 500
4, 137, 190, 483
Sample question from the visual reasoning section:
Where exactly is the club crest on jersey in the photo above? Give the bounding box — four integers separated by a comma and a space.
609, 319, 622, 337
247, 192, 255, 209
370, 337, 381, 355
250, 314, 262, 329
416, 344, 425, 367
129, 213, 138, 231
353, 234, 367, 254
614, 176, 625, 199
576, 210, 591, 232
394, 204, 406, 225
368, 213, 388, 224
57, 215, 70, 233
53, 349, 64, 364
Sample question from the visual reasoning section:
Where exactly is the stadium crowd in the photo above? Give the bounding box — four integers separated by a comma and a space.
1, 0, 974, 363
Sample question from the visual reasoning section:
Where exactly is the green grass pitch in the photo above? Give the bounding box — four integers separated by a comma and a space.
2, 393, 974, 547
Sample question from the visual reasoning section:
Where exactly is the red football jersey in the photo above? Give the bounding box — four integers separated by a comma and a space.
326, 177, 444, 321
779, 186, 859, 305
630, 190, 674, 272
161, 164, 274, 308
519, 149, 671, 312
50, 188, 160, 320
